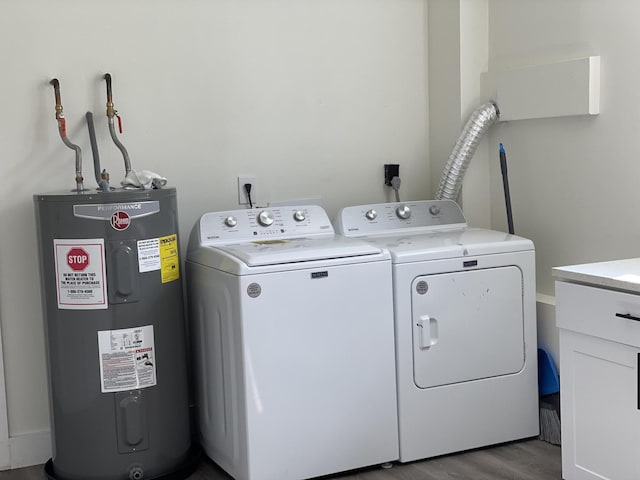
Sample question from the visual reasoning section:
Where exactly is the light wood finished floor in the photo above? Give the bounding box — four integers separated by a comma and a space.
0, 439, 560, 480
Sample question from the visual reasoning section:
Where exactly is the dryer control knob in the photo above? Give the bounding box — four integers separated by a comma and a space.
257, 210, 275, 227
293, 210, 306, 222
224, 216, 238, 227
365, 209, 377, 221
396, 204, 411, 220
429, 205, 440, 216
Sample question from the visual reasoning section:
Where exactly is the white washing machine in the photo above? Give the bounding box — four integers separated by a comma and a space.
186, 205, 399, 480
335, 200, 539, 462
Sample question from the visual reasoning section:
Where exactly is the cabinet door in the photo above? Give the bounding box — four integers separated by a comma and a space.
560, 330, 640, 480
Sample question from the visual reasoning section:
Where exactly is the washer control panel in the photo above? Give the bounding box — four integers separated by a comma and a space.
198, 205, 333, 245
334, 200, 467, 236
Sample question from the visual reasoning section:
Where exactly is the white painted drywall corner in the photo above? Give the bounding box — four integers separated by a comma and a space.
428, 0, 492, 228
458, 0, 491, 229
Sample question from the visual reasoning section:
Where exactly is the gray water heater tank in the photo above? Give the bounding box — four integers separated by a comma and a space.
34, 187, 197, 480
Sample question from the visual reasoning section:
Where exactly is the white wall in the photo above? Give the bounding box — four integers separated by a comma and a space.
0, 0, 429, 466
487, 0, 640, 297
483, 0, 640, 368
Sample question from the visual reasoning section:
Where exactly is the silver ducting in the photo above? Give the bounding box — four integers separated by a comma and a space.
435, 102, 499, 201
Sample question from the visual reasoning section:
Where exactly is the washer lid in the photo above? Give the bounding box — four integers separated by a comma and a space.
367, 228, 534, 263
212, 235, 383, 267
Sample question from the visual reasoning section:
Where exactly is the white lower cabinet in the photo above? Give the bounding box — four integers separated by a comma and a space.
556, 280, 640, 480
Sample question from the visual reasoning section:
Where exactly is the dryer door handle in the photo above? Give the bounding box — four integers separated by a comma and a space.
416, 315, 438, 349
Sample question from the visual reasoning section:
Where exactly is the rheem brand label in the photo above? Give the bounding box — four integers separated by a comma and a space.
110, 211, 131, 231
54, 239, 107, 310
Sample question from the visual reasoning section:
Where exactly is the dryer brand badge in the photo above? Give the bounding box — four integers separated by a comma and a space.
416, 281, 429, 295
247, 283, 262, 298
311, 271, 328, 279
110, 211, 131, 231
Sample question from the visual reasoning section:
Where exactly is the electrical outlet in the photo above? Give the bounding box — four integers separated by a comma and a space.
384, 164, 400, 186
238, 176, 257, 206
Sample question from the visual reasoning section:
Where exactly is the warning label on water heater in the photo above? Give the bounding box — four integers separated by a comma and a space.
137, 238, 161, 273
54, 238, 107, 310
98, 325, 157, 393
136, 234, 180, 283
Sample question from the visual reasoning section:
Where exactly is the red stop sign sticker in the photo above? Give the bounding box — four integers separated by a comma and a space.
110, 211, 131, 231
67, 247, 89, 271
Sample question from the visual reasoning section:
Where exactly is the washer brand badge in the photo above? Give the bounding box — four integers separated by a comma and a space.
247, 283, 262, 298
311, 271, 328, 279
110, 211, 131, 231
416, 281, 429, 295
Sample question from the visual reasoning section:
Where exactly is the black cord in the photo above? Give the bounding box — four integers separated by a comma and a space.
244, 183, 253, 208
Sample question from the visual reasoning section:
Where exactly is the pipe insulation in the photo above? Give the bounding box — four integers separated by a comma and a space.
435, 102, 499, 201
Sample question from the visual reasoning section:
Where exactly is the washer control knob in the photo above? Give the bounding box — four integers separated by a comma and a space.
429, 205, 440, 216
257, 210, 275, 227
224, 216, 237, 228
365, 209, 377, 221
293, 210, 306, 222
396, 204, 411, 220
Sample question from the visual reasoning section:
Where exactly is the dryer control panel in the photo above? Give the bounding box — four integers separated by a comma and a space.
334, 200, 467, 236
194, 205, 334, 246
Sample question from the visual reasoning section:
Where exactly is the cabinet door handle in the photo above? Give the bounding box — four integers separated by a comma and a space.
616, 313, 640, 322
637, 353, 640, 410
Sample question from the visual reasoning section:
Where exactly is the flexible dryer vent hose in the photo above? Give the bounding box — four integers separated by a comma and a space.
435, 102, 499, 201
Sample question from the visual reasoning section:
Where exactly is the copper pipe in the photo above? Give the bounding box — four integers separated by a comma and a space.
104, 73, 115, 118
49, 78, 63, 120
103, 73, 132, 175
49, 78, 85, 192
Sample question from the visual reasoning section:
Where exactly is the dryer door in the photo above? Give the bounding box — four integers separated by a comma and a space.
412, 266, 525, 388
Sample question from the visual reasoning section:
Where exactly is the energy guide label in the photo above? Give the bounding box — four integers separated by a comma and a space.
98, 325, 157, 393
159, 234, 180, 283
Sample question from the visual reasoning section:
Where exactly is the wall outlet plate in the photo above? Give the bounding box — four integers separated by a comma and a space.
237, 176, 257, 206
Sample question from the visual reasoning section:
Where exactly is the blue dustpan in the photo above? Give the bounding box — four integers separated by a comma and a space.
538, 348, 560, 396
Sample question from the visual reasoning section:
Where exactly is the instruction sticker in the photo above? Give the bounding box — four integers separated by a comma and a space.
54, 239, 107, 310
159, 234, 180, 283
97, 325, 157, 393
137, 238, 161, 273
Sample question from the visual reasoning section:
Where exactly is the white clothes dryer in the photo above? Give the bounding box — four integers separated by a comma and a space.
186, 205, 399, 480
335, 200, 539, 462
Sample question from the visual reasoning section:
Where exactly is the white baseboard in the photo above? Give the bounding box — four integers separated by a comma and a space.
5, 430, 51, 470
0, 440, 10, 470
